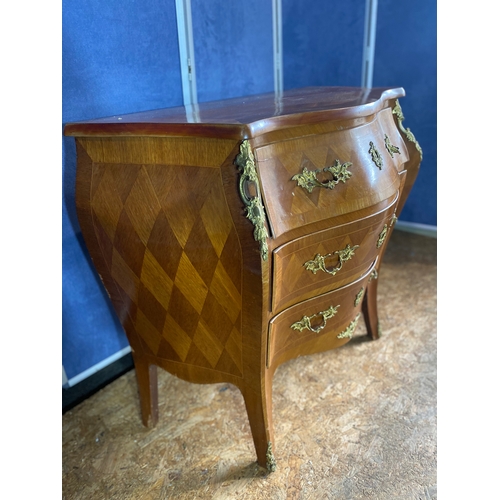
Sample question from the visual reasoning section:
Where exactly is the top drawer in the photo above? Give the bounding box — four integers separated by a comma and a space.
254, 107, 407, 238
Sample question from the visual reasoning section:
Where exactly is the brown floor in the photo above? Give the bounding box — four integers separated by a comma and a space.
62, 229, 437, 500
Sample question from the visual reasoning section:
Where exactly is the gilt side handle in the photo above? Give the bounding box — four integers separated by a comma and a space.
290, 305, 339, 334
291, 160, 353, 193
304, 243, 360, 276
235, 140, 269, 261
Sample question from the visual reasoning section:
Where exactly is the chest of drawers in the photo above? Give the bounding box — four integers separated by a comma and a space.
64, 86, 421, 471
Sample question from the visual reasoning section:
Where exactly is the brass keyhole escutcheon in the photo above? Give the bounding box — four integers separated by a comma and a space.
369, 141, 383, 170
376, 225, 388, 249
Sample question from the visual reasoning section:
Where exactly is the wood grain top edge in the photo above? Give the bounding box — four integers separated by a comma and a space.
63, 87, 405, 140
63, 123, 249, 140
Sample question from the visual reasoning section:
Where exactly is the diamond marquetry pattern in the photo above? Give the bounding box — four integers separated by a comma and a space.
255, 126, 399, 238
255, 145, 354, 238
90, 163, 243, 377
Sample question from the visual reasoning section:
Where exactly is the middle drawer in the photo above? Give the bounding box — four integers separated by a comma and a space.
271, 198, 397, 313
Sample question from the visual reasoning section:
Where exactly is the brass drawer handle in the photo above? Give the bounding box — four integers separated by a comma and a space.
304, 243, 360, 276
291, 305, 339, 334
291, 160, 352, 193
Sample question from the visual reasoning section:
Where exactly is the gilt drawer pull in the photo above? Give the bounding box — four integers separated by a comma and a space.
291, 160, 352, 193
290, 305, 339, 334
304, 243, 360, 276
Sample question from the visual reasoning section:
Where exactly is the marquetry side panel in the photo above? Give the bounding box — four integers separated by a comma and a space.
79, 136, 237, 167
88, 161, 243, 378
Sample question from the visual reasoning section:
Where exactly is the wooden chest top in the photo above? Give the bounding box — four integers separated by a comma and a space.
64, 86, 405, 139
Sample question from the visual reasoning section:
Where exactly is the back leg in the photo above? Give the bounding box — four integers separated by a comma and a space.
362, 270, 381, 340
132, 354, 159, 427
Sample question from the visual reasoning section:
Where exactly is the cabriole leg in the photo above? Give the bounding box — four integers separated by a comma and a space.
242, 376, 276, 472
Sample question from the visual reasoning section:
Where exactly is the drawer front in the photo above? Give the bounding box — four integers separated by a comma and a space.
272, 197, 397, 313
255, 108, 407, 238
267, 264, 375, 367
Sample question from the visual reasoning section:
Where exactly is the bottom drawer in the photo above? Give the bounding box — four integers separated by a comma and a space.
267, 262, 375, 367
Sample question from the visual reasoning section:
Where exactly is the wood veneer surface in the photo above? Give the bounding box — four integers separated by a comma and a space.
62, 229, 436, 500
271, 200, 396, 312
64, 87, 404, 139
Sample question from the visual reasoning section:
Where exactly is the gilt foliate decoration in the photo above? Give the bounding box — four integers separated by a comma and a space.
354, 288, 364, 307
291, 305, 339, 334
292, 160, 352, 193
235, 140, 269, 260
376, 224, 388, 248
392, 100, 423, 160
304, 243, 360, 276
266, 442, 277, 472
384, 135, 400, 158
337, 314, 361, 339
369, 141, 383, 170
